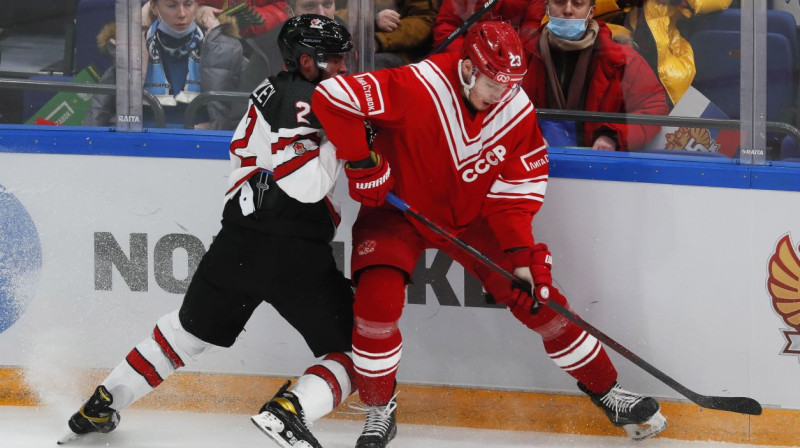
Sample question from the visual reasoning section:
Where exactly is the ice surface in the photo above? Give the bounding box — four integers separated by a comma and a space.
0, 405, 791, 448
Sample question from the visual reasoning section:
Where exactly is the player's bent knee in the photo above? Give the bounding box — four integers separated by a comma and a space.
353, 266, 407, 321
354, 316, 400, 340
510, 284, 573, 339
155, 310, 219, 366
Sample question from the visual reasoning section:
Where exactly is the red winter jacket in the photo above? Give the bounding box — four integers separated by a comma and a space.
200, 0, 288, 38
433, 0, 545, 53
522, 23, 669, 151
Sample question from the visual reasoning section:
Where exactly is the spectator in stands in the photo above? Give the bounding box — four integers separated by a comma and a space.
197, 0, 289, 38
238, 0, 338, 93
373, 0, 440, 69
84, 0, 247, 129
597, 0, 733, 107
433, 0, 545, 54
521, 0, 669, 151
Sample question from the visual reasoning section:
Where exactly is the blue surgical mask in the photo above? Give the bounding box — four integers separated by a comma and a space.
547, 7, 592, 41
156, 16, 198, 39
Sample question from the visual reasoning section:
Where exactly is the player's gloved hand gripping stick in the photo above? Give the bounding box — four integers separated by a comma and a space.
344, 151, 393, 207
384, 192, 763, 417
508, 243, 554, 314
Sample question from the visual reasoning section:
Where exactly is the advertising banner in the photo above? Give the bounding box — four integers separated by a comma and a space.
0, 144, 798, 410
24, 66, 101, 126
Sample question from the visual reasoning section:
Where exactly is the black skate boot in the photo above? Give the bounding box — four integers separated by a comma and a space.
578, 381, 667, 440
251, 380, 321, 448
354, 396, 398, 448
57, 385, 120, 444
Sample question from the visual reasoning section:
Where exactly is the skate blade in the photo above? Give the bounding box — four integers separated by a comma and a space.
623, 411, 668, 441
252, 412, 305, 448
56, 428, 80, 445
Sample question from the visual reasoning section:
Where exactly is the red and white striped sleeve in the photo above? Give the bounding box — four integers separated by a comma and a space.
273, 134, 343, 204
313, 72, 397, 162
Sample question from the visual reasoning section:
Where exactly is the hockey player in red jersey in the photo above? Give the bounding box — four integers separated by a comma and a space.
59, 15, 356, 448
312, 21, 668, 447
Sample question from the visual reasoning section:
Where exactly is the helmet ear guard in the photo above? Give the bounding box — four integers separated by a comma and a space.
278, 14, 353, 72
458, 59, 478, 98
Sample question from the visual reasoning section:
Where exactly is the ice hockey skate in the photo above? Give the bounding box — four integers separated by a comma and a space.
251, 380, 321, 448
579, 381, 667, 440
57, 385, 120, 445
351, 396, 398, 448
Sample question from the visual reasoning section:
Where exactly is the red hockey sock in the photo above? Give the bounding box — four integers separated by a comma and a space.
542, 322, 617, 394
513, 286, 617, 394
351, 267, 406, 405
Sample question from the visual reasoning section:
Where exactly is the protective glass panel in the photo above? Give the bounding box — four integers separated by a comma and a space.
766, 0, 800, 162
0, 1, 86, 126
0, 0, 789, 165
527, 1, 746, 158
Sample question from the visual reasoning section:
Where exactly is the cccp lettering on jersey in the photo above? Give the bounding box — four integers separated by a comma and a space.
461, 145, 507, 182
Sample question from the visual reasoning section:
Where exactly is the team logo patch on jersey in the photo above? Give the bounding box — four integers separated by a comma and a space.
357, 240, 377, 256
293, 141, 308, 155
520, 145, 549, 172
767, 234, 800, 362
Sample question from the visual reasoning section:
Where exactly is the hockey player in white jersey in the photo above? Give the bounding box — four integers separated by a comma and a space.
59, 15, 356, 448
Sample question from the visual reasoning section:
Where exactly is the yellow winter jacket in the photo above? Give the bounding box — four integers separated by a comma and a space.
593, 0, 732, 105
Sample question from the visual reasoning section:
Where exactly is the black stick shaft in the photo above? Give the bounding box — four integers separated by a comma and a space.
385, 192, 762, 416
430, 0, 501, 55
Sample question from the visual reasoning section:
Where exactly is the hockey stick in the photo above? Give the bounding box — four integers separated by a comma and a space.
384, 192, 763, 416
430, 0, 501, 55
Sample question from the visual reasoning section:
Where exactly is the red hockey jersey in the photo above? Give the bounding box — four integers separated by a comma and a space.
312, 52, 549, 251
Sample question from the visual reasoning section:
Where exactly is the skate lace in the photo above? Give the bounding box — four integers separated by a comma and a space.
601, 384, 644, 421
301, 412, 312, 429
347, 393, 399, 437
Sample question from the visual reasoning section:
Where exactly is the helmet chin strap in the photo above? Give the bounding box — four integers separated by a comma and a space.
313, 58, 330, 82
458, 59, 477, 98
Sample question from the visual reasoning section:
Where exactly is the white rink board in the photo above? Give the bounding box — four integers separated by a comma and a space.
0, 151, 798, 410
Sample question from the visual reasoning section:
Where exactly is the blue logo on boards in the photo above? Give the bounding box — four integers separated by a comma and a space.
0, 185, 42, 333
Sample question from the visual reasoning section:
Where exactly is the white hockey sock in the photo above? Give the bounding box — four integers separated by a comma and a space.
291, 352, 355, 423
101, 310, 218, 411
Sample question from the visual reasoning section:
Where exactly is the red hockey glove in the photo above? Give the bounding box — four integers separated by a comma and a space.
508, 243, 553, 314
508, 279, 536, 315
530, 243, 553, 287
345, 151, 393, 207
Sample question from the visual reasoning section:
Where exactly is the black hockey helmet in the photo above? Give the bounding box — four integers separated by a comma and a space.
278, 14, 353, 72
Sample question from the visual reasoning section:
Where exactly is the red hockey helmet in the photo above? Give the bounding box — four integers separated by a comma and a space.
462, 22, 527, 84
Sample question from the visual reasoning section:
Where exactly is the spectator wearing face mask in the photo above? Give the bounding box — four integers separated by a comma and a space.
521, 0, 669, 151
84, 0, 247, 129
